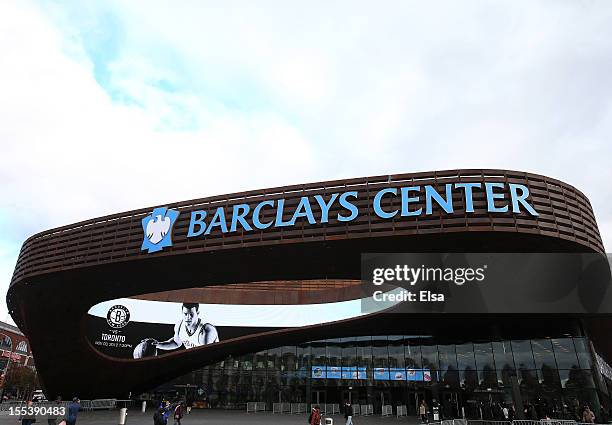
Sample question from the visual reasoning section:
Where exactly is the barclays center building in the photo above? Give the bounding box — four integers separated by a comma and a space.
7, 169, 612, 420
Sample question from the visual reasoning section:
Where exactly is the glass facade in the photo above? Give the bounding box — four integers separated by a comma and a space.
156, 336, 605, 420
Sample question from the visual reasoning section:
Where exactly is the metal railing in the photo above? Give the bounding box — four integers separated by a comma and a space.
83, 399, 117, 411
246, 402, 266, 413
397, 405, 408, 417
360, 404, 373, 416
272, 402, 291, 413
434, 419, 610, 425
291, 403, 308, 414
325, 404, 340, 415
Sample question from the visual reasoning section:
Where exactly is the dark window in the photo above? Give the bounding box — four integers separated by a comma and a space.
240, 353, 254, 371
405, 344, 422, 369
531, 339, 556, 370
267, 348, 279, 370
297, 344, 310, 370
511, 340, 535, 370
356, 336, 372, 368
326, 339, 341, 367
0, 335, 12, 350
282, 346, 297, 371
421, 345, 439, 371
478, 368, 498, 388
552, 338, 579, 369
492, 341, 515, 372
341, 338, 357, 367
474, 343, 495, 370
388, 336, 405, 368
372, 336, 389, 368
439, 344, 457, 371
312, 341, 327, 367
537, 366, 561, 390
461, 368, 479, 390
573, 338, 592, 369
518, 369, 538, 390
456, 343, 476, 371
560, 368, 587, 389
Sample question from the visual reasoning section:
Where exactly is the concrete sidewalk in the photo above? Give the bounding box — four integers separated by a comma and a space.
0, 408, 424, 425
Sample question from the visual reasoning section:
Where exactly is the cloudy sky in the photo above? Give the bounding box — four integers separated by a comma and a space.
1, 1, 611, 323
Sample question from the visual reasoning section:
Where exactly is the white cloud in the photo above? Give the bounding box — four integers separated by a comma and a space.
1, 0, 612, 324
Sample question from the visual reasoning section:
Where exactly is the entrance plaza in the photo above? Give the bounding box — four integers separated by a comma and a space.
0, 410, 610, 425
155, 334, 602, 420
0, 409, 423, 425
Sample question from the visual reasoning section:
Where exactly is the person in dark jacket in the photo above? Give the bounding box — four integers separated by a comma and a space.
66, 398, 80, 425
344, 402, 354, 425
47, 397, 62, 425
153, 408, 167, 425
19, 400, 37, 425
160, 401, 172, 423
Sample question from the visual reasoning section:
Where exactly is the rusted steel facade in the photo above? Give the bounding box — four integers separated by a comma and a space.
6, 169, 607, 399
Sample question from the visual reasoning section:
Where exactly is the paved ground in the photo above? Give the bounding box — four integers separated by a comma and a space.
0, 409, 424, 425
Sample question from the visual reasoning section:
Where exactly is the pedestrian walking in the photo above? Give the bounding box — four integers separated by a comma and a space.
19, 400, 37, 425
173, 402, 184, 425
309, 405, 322, 425
420, 400, 428, 423
345, 402, 354, 425
186, 397, 193, 415
66, 398, 80, 425
47, 397, 62, 425
583, 406, 595, 424
161, 401, 172, 423
153, 407, 167, 425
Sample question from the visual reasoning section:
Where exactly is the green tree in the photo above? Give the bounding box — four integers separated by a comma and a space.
4, 365, 40, 399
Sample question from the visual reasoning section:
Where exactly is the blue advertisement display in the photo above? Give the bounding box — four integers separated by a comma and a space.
390, 368, 406, 381
341, 367, 367, 380
373, 368, 389, 380
312, 366, 431, 381
327, 366, 341, 379
311, 366, 325, 379
406, 369, 432, 381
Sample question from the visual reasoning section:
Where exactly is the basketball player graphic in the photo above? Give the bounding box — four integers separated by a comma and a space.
133, 303, 219, 359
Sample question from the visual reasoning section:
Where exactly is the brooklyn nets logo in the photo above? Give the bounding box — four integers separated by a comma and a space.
106, 305, 131, 329
141, 207, 180, 253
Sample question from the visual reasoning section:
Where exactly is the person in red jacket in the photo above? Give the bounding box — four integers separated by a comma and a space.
173, 402, 184, 425
310, 405, 322, 425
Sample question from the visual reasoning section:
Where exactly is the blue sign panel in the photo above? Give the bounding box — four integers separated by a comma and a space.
406, 368, 433, 381
327, 366, 341, 379
390, 368, 406, 381
373, 368, 389, 380
311, 366, 325, 379
341, 367, 367, 380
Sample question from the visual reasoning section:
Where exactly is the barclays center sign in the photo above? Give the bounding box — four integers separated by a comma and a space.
141, 182, 538, 254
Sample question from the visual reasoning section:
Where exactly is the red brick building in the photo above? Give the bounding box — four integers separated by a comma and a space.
0, 320, 34, 375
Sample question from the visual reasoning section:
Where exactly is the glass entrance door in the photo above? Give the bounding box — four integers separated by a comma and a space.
311, 390, 327, 406
341, 389, 359, 405
441, 390, 461, 419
